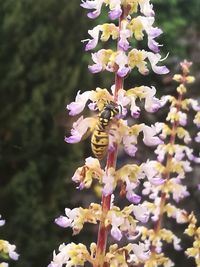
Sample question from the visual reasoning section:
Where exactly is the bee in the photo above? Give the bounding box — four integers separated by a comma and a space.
91, 102, 120, 160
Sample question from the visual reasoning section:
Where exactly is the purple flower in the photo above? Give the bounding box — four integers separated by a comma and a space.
109, 9, 122, 20
88, 63, 103, 73
65, 116, 95, 144
195, 132, 200, 143
125, 178, 141, 203
118, 20, 131, 51
80, 0, 104, 19
147, 52, 169, 75
117, 66, 130, 77
127, 193, 141, 204
123, 133, 138, 157
138, 16, 163, 53
179, 111, 187, 126
67, 90, 92, 116
55, 216, 72, 228
84, 25, 101, 51
133, 205, 150, 223
149, 177, 165, 185
132, 243, 150, 261
111, 226, 123, 241
88, 49, 112, 74
189, 99, 200, 111
115, 51, 130, 77
108, 0, 122, 20
129, 97, 141, 118
110, 213, 124, 241
143, 86, 163, 112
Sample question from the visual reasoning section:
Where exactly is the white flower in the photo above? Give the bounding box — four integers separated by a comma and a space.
67, 90, 93, 116
178, 111, 187, 126
65, 116, 95, 143
142, 124, 164, 146
133, 204, 149, 223
123, 133, 138, 157
129, 96, 141, 118
0, 215, 5, 227
80, 0, 104, 19
132, 242, 150, 261
110, 213, 123, 241
137, 16, 163, 53
85, 25, 101, 50
55, 208, 81, 230
142, 181, 160, 199
116, 88, 130, 116
173, 208, 188, 223
48, 243, 70, 267
155, 145, 166, 162
181, 160, 192, 172
151, 197, 161, 221
117, 89, 130, 107
115, 51, 130, 77
173, 235, 182, 251
103, 168, 116, 196
170, 178, 189, 202
195, 132, 200, 143
118, 20, 131, 51
72, 157, 102, 189
108, 0, 122, 20
85, 156, 99, 168
189, 99, 200, 111
89, 50, 106, 73
138, 0, 155, 17
164, 259, 175, 267
7, 244, 19, 261
142, 160, 158, 180
147, 52, 169, 74
125, 178, 141, 204
143, 86, 163, 112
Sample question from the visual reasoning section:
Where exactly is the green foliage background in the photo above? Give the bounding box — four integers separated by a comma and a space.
0, 0, 199, 266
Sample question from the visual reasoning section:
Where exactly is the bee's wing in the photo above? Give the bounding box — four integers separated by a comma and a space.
81, 118, 97, 140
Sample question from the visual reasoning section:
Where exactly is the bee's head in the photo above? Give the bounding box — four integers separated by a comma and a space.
104, 101, 119, 112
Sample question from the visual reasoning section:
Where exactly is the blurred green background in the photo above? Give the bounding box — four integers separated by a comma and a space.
0, 0, 200, 266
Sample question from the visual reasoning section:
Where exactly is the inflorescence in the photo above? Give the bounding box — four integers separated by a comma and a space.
48, 1, 200, 267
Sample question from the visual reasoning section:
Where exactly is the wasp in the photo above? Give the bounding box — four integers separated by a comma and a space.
91, 102, 120, 160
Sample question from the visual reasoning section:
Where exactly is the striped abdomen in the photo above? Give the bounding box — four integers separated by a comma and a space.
91, 101, 119, 160
91, 125, 109, 160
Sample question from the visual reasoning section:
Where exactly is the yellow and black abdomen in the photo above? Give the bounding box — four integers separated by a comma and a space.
91, 101, 119, 160
91, 125, 109, 160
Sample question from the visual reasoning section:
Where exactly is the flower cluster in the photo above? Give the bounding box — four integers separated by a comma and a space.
82, 0, 168, 77
66, 87, 165, 154
0, 215, 19, 266
135, 60, 200, 266
48, 1, 199, 267
185, 213, 200, 266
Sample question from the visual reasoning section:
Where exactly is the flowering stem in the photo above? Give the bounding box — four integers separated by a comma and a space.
94, 9, 125, 266
95, 23, 124, 267
152, 83, 185, 250
95, 75, 123, 267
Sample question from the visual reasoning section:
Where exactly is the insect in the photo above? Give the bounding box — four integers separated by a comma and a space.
91, 101, 120, 160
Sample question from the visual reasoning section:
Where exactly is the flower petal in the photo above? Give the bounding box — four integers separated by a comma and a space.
147, 52, 169, 75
